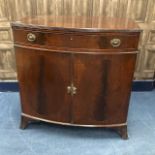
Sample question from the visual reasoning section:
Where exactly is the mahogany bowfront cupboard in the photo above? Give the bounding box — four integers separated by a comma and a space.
11, 16, 141, 139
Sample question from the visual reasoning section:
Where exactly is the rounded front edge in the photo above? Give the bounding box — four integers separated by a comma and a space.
21, 113, 127, 128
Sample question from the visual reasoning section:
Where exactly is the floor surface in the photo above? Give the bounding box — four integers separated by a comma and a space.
0, 91, 155, 155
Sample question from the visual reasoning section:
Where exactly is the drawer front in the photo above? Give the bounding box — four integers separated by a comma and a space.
13, 29, 140, 51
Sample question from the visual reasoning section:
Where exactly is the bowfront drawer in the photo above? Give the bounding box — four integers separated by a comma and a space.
13, 28, 140, 51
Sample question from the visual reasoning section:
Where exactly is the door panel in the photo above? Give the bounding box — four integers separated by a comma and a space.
72, 53, 136, 125
16, 47, 71, 123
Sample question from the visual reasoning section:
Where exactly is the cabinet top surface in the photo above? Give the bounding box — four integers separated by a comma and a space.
11, 16, 141, 32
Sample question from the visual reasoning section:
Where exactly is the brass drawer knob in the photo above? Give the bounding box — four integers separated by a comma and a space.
110, 38, 121, 47
27, 33, 36, 42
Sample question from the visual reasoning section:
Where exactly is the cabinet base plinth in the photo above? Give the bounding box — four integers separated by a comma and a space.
20, 113, 128, 139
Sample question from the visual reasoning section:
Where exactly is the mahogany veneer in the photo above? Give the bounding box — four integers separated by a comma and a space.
11, 16, 141, 139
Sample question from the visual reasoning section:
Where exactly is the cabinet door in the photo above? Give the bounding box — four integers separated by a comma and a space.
16, 48, 71, 123
72, 53, 136, 125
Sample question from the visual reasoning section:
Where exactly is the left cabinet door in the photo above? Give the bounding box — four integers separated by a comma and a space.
15, 47, 71, 123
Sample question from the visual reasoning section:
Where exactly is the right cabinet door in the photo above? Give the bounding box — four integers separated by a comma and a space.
72, 53, 136, 125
